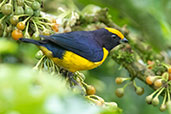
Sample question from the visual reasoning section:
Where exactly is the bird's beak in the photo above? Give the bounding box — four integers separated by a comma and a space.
120, 37, 128, 43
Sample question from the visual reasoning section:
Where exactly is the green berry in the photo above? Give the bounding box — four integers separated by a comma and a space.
1, 4, 13, 15
32, 1, 41, 10
135, 87, 144, 96
145, 95, 153, 104
160, 104, 167, 112
152, 97, 159, 106
15, 6, 24, 15
25, 7, 34, 16
6, 25, 12, 33
17, 0, 24, 6
115, 88, 124, 98
24, 32, 31, 38
32, 32, 40, 40
10, 16, 19, 25
34, 10, 40, 17
166, 101, 171, 109
35, 50, 43, 60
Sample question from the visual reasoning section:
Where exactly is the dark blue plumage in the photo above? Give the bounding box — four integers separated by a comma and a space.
42, 42, 65, 59
40, 31, 104, 62
19, 28, 123, 62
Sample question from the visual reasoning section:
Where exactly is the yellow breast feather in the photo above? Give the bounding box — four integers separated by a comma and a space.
39, 46, 109, 72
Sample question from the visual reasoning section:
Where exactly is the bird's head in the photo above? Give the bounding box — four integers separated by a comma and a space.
105, 27, 128, 43
98, 27, 128, 51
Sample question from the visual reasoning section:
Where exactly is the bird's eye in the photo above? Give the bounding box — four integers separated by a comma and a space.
111, 34, 117, 38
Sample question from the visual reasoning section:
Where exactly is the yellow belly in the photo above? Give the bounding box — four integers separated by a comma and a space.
39, 46, 109, 72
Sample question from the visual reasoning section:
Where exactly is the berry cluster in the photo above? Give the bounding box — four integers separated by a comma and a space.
115, 77, 144, 97
0, 0, 59, 40
145, 66, 171, 112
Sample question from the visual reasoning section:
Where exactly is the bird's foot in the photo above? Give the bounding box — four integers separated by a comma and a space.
60, 69, 86, 95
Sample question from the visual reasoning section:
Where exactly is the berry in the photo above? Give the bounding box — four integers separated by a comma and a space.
12, 29, 23, 40
147, 60, 154, 69
86, 85, 96, 95
1, 4, 13, 15
152, 97, 159, 106
147, 60, 154, 65
6, 25, 12, 33
24, 32, 31, 38
17, 0, 24, 6
42, 29, 50, 36
115, 88, 124, 98
146, 76, 155, 85
35, 50, 43, 60
10, 16, 19, 25
162, 72, 169, 80
34, 10, 40, 17
25, 7, 34, 16
32, 32, 40, 40
32, 1, 41, 10
166, 101, 171, 109
17, 22, 25, 30
160, 104, 167, 112
15, 6, 24, 15
169, 74, 171, 81
51, 18, 56, 23
154, 79, 162, 88
145, 95, 153, 104
115, 77, 123, 84
135, 87, 144, 96
168, 67, 171, 74
51, 24, 59, 32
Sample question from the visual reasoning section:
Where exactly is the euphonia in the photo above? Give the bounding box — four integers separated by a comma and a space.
19, 27, 128, 73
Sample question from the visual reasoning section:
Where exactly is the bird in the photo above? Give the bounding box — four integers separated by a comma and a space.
19, 27, 128, 73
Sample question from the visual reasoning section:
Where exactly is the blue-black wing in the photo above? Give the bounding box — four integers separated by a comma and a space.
40, 31, 104, 62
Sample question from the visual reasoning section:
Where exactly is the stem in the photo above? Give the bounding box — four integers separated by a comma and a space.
123, 81, 131, 89
36, 21, 51, 29
36, 22, 46, 30
24, 0, 32, 6
0, 15, 7, 22
25, 21, 30, 32
34, 55, 46, 68
8, 0, 12, 4
0, 0, 7, 7
155, 88, 165, 98
2, 24, 7, 37
162, 91, 167, 105
150, 87, 163, 97
32, 19, 39, 32
167, 87, 170, 101
34, 17, 51, 22
133, 80, 138, 89
23, 16, 31, 24
14, 14, 28, 19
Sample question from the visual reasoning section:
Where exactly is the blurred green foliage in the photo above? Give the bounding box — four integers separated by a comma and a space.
0, 64, 100, 114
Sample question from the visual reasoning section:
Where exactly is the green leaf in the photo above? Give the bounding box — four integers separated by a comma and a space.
0, 38, 18, 54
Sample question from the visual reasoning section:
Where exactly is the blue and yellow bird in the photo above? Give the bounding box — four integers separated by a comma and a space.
19, 27, 128, 73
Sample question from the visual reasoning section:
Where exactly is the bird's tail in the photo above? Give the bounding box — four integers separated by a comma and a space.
19, 38, 42, 46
